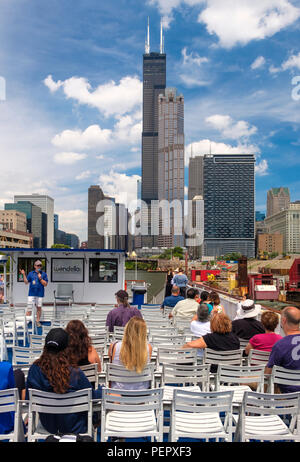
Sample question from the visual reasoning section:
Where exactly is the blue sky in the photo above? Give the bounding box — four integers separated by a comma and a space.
0, 0, 300, 241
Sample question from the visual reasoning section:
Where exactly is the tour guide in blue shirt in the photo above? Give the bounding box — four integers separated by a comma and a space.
21, 260, 48, 328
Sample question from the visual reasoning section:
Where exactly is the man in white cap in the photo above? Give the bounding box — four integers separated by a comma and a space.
232, 298, 264, 340
20, 260, 48, 327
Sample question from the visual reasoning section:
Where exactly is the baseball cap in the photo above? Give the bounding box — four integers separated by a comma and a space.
45, 328, 69, 352
34, 260, 42, 266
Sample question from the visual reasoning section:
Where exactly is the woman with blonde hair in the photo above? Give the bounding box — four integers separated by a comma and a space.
108, 316, 152, 389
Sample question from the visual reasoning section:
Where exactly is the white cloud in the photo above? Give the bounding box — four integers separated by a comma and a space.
182, 47, 209, 66
98, 171, 141, 212
53, 152, 87, 165
44, 75, 63, 93
206, 114, 257, 139
255, 159, 269, 176
75, 170, 92, 181
251, 56, 266, 70
269, 52, 300, 73
52, 125, 112, 152
179, 74, 210, 87
150, 0, 300, 47
44, 74, 142, 118
185, 139, 259, 166
57, 209, 87, 240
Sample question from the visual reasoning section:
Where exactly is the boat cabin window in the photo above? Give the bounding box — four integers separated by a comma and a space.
89, 258, 118, 283
17, 258, 47, 282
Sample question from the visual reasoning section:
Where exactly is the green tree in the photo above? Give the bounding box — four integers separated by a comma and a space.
51, 244, 71, 249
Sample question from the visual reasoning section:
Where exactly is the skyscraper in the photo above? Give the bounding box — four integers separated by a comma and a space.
157, 87, 185, 247
5, 201, 43, 248
141, 20, 166, 246
188, 155, 204, 201
203, 154, 256, 258
14, 194, 54, 247
88, 185, 105, 249
266, 187, 290, 217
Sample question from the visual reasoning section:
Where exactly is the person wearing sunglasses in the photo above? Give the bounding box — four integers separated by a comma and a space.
20, 260, 48, 328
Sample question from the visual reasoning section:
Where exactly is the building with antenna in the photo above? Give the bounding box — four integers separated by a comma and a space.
141, 18, 166, 247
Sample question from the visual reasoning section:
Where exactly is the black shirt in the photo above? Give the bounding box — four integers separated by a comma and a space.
203, 332, 240, 351
232, 318, 265, 340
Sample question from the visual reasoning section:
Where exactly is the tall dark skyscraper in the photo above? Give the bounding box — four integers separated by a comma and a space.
203, 154, 256, 258
141, 21, 166, 247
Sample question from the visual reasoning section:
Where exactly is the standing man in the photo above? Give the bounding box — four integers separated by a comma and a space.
172, 268, 188, 298
20, 260, 48, 327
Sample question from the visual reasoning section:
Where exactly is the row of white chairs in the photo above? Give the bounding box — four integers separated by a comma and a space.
2, 362, 300, 442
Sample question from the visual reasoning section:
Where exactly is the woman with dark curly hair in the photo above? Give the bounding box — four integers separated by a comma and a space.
26, 328, 102, 435
65, 320, 101, 372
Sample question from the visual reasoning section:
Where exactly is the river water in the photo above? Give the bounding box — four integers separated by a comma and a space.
125, 270, 167, 303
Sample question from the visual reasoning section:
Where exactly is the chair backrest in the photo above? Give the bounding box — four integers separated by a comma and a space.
242, 390, 300, 417
162, 363, 210, 390
0, 388, 20, 442
248, 349, 270, 366
12, 346, 42, 365
101, 386, 163, 412
79, 363, 99, 388
27, 388, 93, 441
157, 347, 197, 368
29, 334, 46, 349
148, 327, 178, 337
217, 364, 265, 392
203, 348, 243, 367
106, 362, 155, 388
172, 388, 234, 415
151, 335, 186, 348
270, 366, 300, 394
141, 305, 161, 310
145, 320, 172, 329
55, 284, 73, 298
238, 338, 249, 350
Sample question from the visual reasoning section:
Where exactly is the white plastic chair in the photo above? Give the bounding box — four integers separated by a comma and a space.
27, 388, 93, 442
101, 387, 163, 442
53, 284, 74, 313
203, 348, 243, 367
105, 362, 155, 389
248, 349, 271, 366
79, 363, 99, 388
234, 391, 300, 442
12, 346, 42, 366
216, 364, 265, 406
156, 347, 197, 371
0, 388, 24, 442
269, 365, 300, 394
170, 389, 234, 442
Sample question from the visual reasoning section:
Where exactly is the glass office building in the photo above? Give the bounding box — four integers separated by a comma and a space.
203, 154, 256, 258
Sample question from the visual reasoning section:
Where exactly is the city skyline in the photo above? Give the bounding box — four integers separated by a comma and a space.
1, 1, 300, 242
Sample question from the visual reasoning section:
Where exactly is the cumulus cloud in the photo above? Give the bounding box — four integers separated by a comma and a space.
98, 170, 141, 212
52, 125, 112, 152
182, 47, 209, 66
185, 138, 259, 166
56, 209, 87, 240
150, 0, 300, 47
251, 56, 266, 70
44, 74, 142, 118
206, 114, 257, 139
53, 152, 87, 165
255, 159, 269, 176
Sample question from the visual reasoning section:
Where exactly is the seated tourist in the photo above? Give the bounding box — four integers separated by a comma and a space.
0, 361, 16, 436
265, 307, 300, 393
190, 304, 211, 358
108, 316, 152, 390
183, 313, 240, 368
209, 291, 226, 315
245, 311, 282, 356
231, 299, 264, 340
106, 290, 142, 333
161, 286, 184, 309
198, 291, 214, 314
169, 288, 199, 321
65, 320, 102, 372
26, 328, 102, 435
171, 268, 188, 298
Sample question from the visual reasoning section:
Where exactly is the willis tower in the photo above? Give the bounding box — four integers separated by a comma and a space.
141, 19, 166, 247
